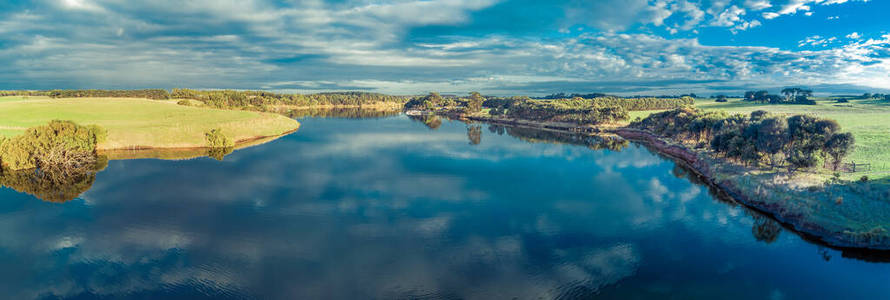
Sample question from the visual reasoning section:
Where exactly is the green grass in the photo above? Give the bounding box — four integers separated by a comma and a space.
0, 97, 299, 149
631, 97, 890, 179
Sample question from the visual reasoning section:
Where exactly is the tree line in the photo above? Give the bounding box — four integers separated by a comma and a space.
743, 88, 816, 105
504, 100, 630, 125
171, 89, 411, 109
0, 89, 412, 109
631, 107, 855, 172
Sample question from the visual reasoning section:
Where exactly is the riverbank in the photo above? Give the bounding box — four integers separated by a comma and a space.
458, 112, 890, 250
0, 97, 300, 150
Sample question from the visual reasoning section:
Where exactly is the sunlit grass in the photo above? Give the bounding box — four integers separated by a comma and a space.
0, 97, 299, 149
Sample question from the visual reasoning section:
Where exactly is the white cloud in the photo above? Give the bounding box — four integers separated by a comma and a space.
745, 0, 774, 10
762, 0, 867, 19
846, 32, 862, 39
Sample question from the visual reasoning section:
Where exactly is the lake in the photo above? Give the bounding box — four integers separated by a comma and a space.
1, 114, 889, 299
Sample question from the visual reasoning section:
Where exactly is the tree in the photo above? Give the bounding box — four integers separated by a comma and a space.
467, 125, 482, 145
467, 92, 484, 113
715, 95, 728, 102
754, 90, 769, 104
781, 88, 797, 102
825, 132, 854, 170
754, 117, 789, 166
423, 92, 443, 110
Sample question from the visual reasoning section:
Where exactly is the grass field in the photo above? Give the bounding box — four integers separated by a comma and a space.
0, 97, 299, 150
629, 97, 890, 179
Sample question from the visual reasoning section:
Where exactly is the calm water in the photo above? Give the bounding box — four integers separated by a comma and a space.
2, 115, 890, 299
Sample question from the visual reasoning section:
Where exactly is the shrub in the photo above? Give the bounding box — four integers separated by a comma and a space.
0, 121, 106, 171
204, 128, 234, 148
632, 108, 854, 172
505, 100, 629, 125
177, 99, 192, 106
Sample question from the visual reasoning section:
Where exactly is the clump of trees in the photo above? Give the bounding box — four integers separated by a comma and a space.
467, 92, 484, 113
631, 108, 855, 172
743, 88, 815, 105
204, 128, 234, 160
541, 96, 694, 111
0, 120, 106, 171
204, 128, 234, 148
506, 100, 629, 125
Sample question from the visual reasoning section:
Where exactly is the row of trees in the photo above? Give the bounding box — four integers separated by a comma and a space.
47, 89, 171, 100
545, 96, 694, 111
631, 108, 854, 172
505, 100, 629, 125
171, 89, 412, 109
0, 89, 412, 109
403, 92, 485, 114
743, 88, 816, 105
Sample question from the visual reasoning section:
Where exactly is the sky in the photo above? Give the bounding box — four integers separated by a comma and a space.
0, 0, 888, 96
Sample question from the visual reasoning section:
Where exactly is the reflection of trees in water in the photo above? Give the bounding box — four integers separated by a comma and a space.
492, 125, 628, 152
751, 214, 782, 244
467, 125, 482, 145
207, 147, 234, 161
286, 108, 401, 119
671, 163, 785, 244
408, 115, 443, 130
0, 156, 107, 203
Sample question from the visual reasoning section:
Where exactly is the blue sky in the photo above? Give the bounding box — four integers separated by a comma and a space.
0, 0, 888, 95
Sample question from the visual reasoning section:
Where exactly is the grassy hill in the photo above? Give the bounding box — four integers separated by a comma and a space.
0, 96, 299, 150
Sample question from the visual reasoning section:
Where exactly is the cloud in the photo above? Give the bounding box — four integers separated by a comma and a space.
761, 0, 867, 19
745, 0, 774, 10
0, 0, 886, 95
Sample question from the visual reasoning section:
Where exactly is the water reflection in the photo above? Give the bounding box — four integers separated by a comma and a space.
286, 107, 401, 119
207, 147, 235, 161
409, 114, 443, 130
2, 115, 890, 299
0, 156, 106, 203
467, 124, 482, 145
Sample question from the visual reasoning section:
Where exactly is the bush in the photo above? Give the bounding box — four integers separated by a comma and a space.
505, 100, 629, 125
632, 108, 854, 172
204, 128, 234, 148
0, 121, 106, 171
177, 100, 192, 106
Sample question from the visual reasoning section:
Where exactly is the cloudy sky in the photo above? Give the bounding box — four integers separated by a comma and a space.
1, 0, 888, 95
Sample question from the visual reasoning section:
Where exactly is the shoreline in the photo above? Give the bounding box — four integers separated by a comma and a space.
460, 113, 890, 250
98, 128, 300, 161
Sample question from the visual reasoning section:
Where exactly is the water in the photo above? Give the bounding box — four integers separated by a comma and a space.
1, 115, 889, 299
